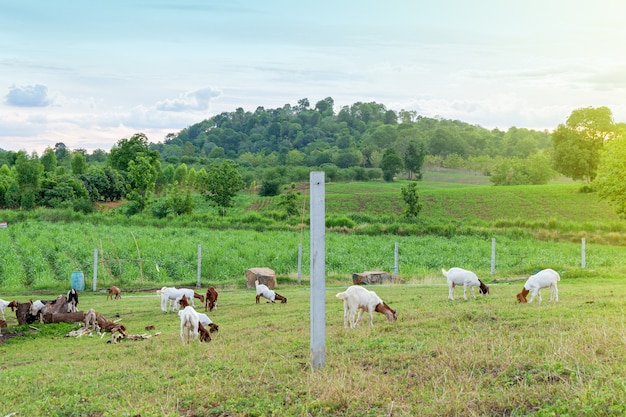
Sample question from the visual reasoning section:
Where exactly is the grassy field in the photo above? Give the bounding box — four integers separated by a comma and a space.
1, 171, 626, 291
2, 173, 626, 416
2, 275, 626, 416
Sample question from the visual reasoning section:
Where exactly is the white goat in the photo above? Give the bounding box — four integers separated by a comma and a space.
159, 287, 204, 312
517, 268, 560, 303
335, 285, 397, 328
442, 267, 490, 301
178, 295, 219, 335
0, 299, 18, 321
30, 300, 46, 323
255, 281, 287, 303
178, 306, 201, 345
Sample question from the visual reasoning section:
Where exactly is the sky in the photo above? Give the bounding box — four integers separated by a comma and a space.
1, 0, 626, 155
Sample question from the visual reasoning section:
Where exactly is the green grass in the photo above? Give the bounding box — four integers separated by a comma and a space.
2, 276, 626, 416
1, 171, 626, 291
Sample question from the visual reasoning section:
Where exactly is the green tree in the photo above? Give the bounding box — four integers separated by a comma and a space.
126, 153, 160, 211
200, 160, 245, 215
71, 152, 87, 175
595, 133, 626, 217
40, 147, 58, 173
401, 181, 422, 218
404, 142, 425, 180
489, 155, 554, 185
15, 151, 43, 208
552, 106, 616, 183
380, 148, 404, 182
174, 163, 188, 185
54, 142, 70, 167
109, 133, 159, 172
277, 183, 301, 217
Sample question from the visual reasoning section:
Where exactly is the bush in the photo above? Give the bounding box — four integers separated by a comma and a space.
125, 200, 144, 216
73, 198, 94, 214
150, 200, 171, 219
326, 216, 356, 229
258, 180, 281, 197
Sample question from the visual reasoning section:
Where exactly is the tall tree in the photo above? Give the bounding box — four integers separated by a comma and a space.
552, 106, 616, 183
40, 147, 58, 173
71, 152, 87, 175
404, 142, 425, 180
126, 152, 160, 211
200, 160, 245, 215
14, 151, 43, 209
109, 133, 159, 172
380, 148, 404, 182
595, 132, 626, 217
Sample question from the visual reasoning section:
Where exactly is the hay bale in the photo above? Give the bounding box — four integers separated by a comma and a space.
352, 271, 399, 285
246, 267, 277, 289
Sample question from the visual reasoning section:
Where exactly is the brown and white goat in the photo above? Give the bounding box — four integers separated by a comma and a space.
442, 267, 489, 301
517, 268, 560, 303
107, 286, 121, 300
180, 296, 219, 334
0, 299, 18, 321
335, 285, 397, 328
255, 281, 287, 304
205, 286, 219, 311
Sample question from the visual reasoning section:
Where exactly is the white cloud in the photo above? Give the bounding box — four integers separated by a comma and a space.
155, 87, 221, 112
5, 84, 53, 107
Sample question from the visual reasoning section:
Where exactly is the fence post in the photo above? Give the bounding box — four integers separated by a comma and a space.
394, 242, 399, 276
93, 248, 98, 291
310, 171, 326, 370
297, 243, 303, 285
197, 244, 202, 287
491, 238, 496, 276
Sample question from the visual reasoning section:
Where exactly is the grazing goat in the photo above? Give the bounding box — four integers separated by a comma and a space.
205, 286, 219, 311
178, 305, 203, 345
517, 269, 560, 303
442, 267, 490, 301
159, 287, 204, 312
67, 288, 79, 312
84, 308, 99, 331
180, 296, 219, 333
29, 300, 46, 323
335, 285, 397, 328
0, 299, 18, 321
255, 281, 287, 304
107, 286, 121, 300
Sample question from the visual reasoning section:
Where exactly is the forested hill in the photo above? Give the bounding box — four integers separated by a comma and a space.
150, 98, 552, 169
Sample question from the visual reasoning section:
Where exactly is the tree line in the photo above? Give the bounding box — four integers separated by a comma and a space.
0, 99, 625, 218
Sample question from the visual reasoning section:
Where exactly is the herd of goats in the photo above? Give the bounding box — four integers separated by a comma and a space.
0, 267, 560, 344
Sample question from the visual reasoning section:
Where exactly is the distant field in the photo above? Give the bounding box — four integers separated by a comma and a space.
1, 171, 625, 292
324, 172, 620, 224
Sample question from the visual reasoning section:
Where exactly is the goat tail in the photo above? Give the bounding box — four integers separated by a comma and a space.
441, 268, 448, 277
335, 291, 348, 300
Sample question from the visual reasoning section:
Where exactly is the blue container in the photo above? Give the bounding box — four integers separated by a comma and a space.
71, 271, 85, 291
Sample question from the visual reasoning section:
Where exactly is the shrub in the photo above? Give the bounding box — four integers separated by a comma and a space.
326, 216, 356, 229
258, 180, 281, 197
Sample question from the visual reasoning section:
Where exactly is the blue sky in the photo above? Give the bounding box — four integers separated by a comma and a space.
2, 0, 625, 154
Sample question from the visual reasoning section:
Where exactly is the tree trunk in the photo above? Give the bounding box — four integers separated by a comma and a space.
43, 311, 87, 324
